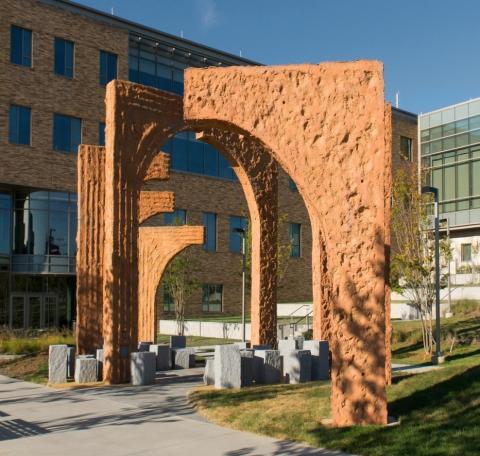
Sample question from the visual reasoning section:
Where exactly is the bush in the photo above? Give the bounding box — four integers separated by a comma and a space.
452, 300, 480, 317
0, 328, 74, 355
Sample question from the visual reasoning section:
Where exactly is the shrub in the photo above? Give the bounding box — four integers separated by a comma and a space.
0, 328, 74, 355
452, 300, 480, 317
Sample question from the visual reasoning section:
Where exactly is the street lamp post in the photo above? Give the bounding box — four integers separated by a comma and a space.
422, 186, 444, 364
234, 227, 247, 342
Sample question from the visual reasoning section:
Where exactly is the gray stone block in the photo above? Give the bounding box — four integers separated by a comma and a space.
172, 348, 195, 369
49, 344, 68, 384
96, 348, 104, 381
74, 357, 97, 383
303, 340, 330, 380
138, 341, 153, 352
253, 350, 282, 384
240, 349, 254, 387
278, 338, 300, 354
294, 335, 305, 350
170, 335, 186, 349
149, 344, 171, 370
214, 345, 241, 389
252, 344, 272, 350
130, 352, 156, 386
283, 350, 312, 384
67, 346, 75, 379
204, 359, 215, 385
234, 342, 249, 350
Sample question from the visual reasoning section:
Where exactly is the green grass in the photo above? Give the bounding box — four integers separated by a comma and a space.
156, 334, 239, 346
0, 329, 74, 355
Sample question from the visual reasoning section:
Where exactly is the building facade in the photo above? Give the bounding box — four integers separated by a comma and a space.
0, 0, 417, 329
419, 99, 480, 279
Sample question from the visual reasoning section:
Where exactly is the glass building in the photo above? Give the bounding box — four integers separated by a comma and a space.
419, 98, 480, 274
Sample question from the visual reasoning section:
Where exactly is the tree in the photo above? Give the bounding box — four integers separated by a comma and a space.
391, 168, 436, 355
161, 219, 200, 336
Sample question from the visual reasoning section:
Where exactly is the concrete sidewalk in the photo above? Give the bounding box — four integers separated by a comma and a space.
0, 372, 350, 456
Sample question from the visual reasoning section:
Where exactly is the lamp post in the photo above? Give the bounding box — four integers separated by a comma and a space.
234, 227, 246, 342
440, 217, 452, 316
421, 186, 444, 364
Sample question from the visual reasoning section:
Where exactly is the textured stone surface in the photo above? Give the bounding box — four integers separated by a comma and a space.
240, 349, 254, 387
278, 339, 300, 354
74, 357, 97, 384
254, 350, 282, 384
138, 191, 175, 224
234, 342, 249, 350
184, 62, 390, 425
304, 340, 330, 381
172, 348, 196, 369
283, 350, 312, 384
214, 345, 241, 389
48, 345, 68, 384
130, 352, 156, 386
149, 344, 171, 371
204, 359, 215, 385
170, 335, 187, 349
67, 346, 76, 379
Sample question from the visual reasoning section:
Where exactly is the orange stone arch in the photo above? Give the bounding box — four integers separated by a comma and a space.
183, 61, 391, 426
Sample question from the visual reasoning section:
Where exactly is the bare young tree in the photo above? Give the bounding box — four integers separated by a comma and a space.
391, 168, 436, 354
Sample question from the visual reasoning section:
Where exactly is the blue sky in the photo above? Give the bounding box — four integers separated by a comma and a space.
77, 0, 480, 114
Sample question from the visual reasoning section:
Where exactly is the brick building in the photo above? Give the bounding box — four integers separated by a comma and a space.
0, 0, 417, 329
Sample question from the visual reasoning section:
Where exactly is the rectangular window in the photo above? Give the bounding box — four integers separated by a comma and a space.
10, 25, 32, 67
203, 212, 217, 252
289, 223, 301, 257
98, 122, 105, 146
9, 105, 31, 145
229, 216, 247, 253
54, 38, 74, 78
400, 136, 413, 161
202, 284, 223, 312
0, 193, 12, 255
163, 286, 174, 312
461, 244, 472, 262
99, 50, 118, 86
164, 209, 186, 226
53, 113, 81, 153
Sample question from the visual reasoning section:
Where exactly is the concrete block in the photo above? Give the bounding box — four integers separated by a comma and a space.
234, 342, 249, 350
67, 346, 75, 379
48, 345, 68, 384
172, 348, 195, 369
170, 335, 186, 349
294, 335, 305, 350
74, 357, 97, 383
130, 352, 156, 386
214, 345, 241, 389
283, 350, 312, 384
204, 358, 215, 385
138, 341, 153, 352
240, 349, 254, 387
96, 348, 104, 380
149, 344, 171, 370
278, 339, 300, 354
253, 350, 282, 384
303, 340, 330, 380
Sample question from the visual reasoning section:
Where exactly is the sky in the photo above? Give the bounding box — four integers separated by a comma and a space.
76, 0, 480, 114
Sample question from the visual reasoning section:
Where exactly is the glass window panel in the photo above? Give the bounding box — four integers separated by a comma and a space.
218, 154, 232, 179
443, 152, 455, 164
10, 26, 32, 67
53, 114, 81, 153
54, 38, 74, 78
473, 161, 480, 196
98, 122, 105, 146
461, 244, 472, 262
455, 104, 469, 120
0, 193, 11, 255
471, 145, 480, 159
204, 144, 219, 177
442, 136, 455, 151
469, 115, 480, 131
430, 126, 442, 140
456, 119, 469, 134
289, 223, 301, 257
456, 133, 469, 148
420, 129, 430, 142
99, 50, 117, 85
421, 143, 430, 156
442, 121, 455, 137
9, 105, 31, 145
419, 115, 430, 130
430, 139, 442, 153
443, 166, 455, 201
164, 209, 186, 226
432, 168, 443, 200
469, 100, 480, 116
472, 197, 480, 209
203, 212, 217, 252
69, 211, 77, 257
171, 137, 188, 171
48, 211, 68, 255
188, 140, 204, 174
400, 136, 412, 161
470, 129, 480, 144
442, 108, 455, 124
430, 112, 442, 128
202, 284, 223, 312
29, 209, 49, 255
457, 163, 470, 199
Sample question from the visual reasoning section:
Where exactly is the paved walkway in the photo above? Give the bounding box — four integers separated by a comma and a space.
392, 363, 441, 375
0, 371, 350, 456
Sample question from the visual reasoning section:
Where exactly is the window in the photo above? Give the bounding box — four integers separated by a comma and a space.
98, 122, 105, 146
99, 50, 118, 85
53, 114, 81, 153
54, 38, 74, 78
163, 286, 173, 312
0, 193, 12, 255
229, 216, 247, 253
289, 223, 301, 257
288, 177, 298, 192
461, 244, 472, 262
10, 25, 32, 67
164, 209, 186, 226
9, 105, 31, 145
203, 212, 217, 251
202, 284, 223, 312
400, 136, 413, 161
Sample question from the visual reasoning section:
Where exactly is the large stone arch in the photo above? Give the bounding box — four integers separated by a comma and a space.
183, 61, 392, 426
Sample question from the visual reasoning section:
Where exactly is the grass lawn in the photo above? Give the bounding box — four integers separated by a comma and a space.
190, 316, 480, 456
